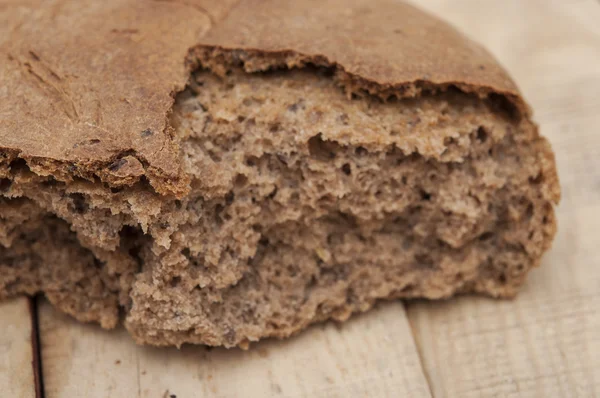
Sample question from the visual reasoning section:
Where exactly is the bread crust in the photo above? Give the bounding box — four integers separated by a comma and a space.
0, 0, 558, 201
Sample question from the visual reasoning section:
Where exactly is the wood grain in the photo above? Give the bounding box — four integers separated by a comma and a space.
39, 300, 430, 397
0, 297, 36, 398
408, 0, 600, 397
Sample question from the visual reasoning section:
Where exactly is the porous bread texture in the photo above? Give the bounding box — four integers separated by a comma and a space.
0, 58, 558, 348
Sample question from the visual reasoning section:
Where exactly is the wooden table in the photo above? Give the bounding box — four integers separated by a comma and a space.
3, 0, 600, 396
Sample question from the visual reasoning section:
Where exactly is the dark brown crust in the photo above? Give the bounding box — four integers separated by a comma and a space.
193, 0, 528, 115
0, 0, 556, 199
0, 0, 236, 196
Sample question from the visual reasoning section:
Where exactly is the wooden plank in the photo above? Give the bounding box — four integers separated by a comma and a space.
0, 297, 37, 398
39, 300, 431, 397
408, 0, 600, 397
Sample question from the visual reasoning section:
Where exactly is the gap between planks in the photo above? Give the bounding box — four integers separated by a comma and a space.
30, 297, 45, 398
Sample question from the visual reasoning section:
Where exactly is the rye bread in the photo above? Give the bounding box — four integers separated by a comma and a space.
0, 0, 559, 348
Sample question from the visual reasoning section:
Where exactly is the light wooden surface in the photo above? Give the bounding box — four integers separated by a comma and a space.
1, 0, 599, 396
0, 298, 36, 398
39, 300, 430, 398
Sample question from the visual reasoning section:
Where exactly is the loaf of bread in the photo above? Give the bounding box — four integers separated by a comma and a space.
0, 0, 559, 348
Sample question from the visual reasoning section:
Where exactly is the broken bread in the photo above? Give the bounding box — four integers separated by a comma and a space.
0, 0, 559, 348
